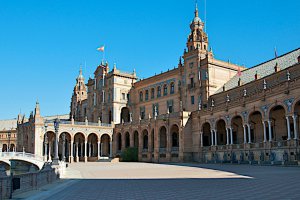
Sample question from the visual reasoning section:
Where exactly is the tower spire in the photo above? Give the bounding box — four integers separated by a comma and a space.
195, 0, 199, 18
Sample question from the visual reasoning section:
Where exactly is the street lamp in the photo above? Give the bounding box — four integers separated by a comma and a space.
7, 130, 11, 153
53, 118, 60, 165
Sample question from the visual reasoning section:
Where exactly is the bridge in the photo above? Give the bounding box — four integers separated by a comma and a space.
0, 152, 45, 170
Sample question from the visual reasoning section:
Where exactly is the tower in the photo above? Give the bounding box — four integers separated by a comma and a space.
70, 68, 88, 121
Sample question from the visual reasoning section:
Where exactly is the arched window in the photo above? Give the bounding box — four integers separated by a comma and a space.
157, 86, 161, 97
145, 90, 149, 101
163, 84, 168, 96
139, 91, 143, 102
298, 56, 300, 63
151, 88, 155, 99
170, 82, 175, 94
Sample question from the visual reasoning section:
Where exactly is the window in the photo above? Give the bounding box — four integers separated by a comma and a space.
167, 100, 174, 113
152, 103, 159, 116
170, 82, 175, 94
189, 62, 194, 68
151, 88, 155, 99
140, 106, 145, 120
145, 90, 149, 100
191, 96, 195, 105
122, 93, 125, 100
140, 91, 143, 102
190, 77, 194, 88
163, 84, 168, 96
157, 86, 161, 97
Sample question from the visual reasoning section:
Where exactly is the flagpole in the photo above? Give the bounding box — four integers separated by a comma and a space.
102, 45, 105, 62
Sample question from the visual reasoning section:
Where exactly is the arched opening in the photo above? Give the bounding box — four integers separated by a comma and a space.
2, 144, 7, 152
121, 107, 130, 123
134, 131, 139, 148
249, 111, 263, 143
151, 129, 154, 152
216, 119, 226, 145
170, 82, 175, 94
100, 134, 110, 157
202, 122, 211, 146
117, 133, 122, 151
73, 132, 86, 162
142, 129, 148, 150
269, 105, 287, 141
294, 101, 300, 139
45, 131, 56, 161
171, 124, 179, 149
231, 116, 243, 144
58, 132, 71, 162
125, 132, 130, 148
87, 133, 98, 160
10, 144, 15, 152
159, 126, 167, 149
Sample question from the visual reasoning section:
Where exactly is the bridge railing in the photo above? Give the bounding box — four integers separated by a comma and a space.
0, 152, 44, 161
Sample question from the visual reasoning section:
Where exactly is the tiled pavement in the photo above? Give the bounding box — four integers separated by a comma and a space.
26, 162, 300, 200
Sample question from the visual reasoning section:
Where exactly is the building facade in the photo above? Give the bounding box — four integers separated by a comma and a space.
0, 119, 17, 152
16, 5, 300, 165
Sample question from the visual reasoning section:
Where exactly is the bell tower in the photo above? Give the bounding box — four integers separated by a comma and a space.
186, 3, 209, 58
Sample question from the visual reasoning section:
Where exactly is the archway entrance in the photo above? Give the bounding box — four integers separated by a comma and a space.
142, 130, 148, 150
101, 134, 110, 157
216, 119, 226, 145
249, 111, 263, 143
269, 105, 287, 141
171, 125, 179, 150
202, 122, 211, 146
58, 132, 71, 162
159, 126, 167, 151
231, 116, 243, 144
87, 133, 98, 161
121, 107, 130, 123
74, 132, 86, 162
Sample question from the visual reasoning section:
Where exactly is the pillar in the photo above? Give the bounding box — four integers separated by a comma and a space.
53, 132, 59, 164
268, 120, 272, 142
262, 121, 267, 142
226, 128, 229, 145
70, 141, 73, 163
247, 124, 251, 143
214, 130, 217, 146
62, 138, 65, 162
97, 141, 100, 159
76, 143, 79, 162
211, 130, 214, 146
286, 116, 291, 140
101, 143, 103, 157
109, 141, 112, 158
44, 140, 47, 162
243, 125, 247, 144
292, 115, 298, 140
84, 141, 87, 162
48, 142, 52, 162
80, 143, 83, 157
88, 142, 91, 157
200, 132, 203, 147
230, 127, 233, 145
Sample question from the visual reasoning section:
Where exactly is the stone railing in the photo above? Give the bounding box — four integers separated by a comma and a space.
0, 167, 58, 199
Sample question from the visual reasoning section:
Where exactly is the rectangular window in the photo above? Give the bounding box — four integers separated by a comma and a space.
140, 106, 145, 120
122, 93, 125, 100
151, 89, 154, 99
191, 96, 195, 105
145, 90, 149, 100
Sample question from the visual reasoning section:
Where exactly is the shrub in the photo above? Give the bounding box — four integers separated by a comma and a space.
121, 147, 138, 162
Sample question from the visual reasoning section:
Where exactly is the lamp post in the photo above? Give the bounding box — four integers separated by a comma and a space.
7, 130, 11, 153
53, 118, 60, 165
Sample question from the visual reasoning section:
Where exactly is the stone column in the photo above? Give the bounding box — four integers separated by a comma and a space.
88, 142, 91, 157
109, 141, 112, 158
53, 133, 59, 164
230, 127, 233, 145
84, 141, 87, 162
262, 121, 267, 142
268, 120, 272, 142
243, 125, 247, 144
70, 141, 73, 163
76, 143, 79, 162
292, 115, 298, 140
226, 128, 229, 145
247, 124, 251, 143
48, 142, 52, 162
214, 130, 217, 146
200, 132, 203, 147
211, 130, 214, 146
101, 143, 103, 157
62, 135, 66, 162
44, 139, 48, 162
286, 116, 291, 140
97, 141, 100, 159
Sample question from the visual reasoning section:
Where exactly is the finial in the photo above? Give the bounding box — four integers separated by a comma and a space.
113, 63, 117, 71
195, 0, 199, 17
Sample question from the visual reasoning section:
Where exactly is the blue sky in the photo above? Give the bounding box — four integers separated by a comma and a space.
0, 0, 299, 119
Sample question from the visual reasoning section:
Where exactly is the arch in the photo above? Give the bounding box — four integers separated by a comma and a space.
74, 132, 86, 161
293, 100, 300, 139
159, 126, 167, 148
2, 144, 7, 152
231, 116, 243, 144
116, 132, 122, 151
170, 82, 175, 94
171, 124, 179, 148
45, 131, 56, 160
133, 131, 139, 148
10, 144, 15, 152
125, 132, 130, 148
120, 107, 130, 123
58, 132, 72, 161
216, 119, 226, 145
269, 105, 287, 141
249, 111, 263, 143
87, 133, 98, 158
142, 129, 148, 149
100, 134, 110, 157
202, 122, 211, 146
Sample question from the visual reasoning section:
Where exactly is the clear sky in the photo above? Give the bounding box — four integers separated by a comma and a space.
0, 0, 299, 119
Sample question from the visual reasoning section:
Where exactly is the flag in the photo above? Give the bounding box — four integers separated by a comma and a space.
97, 46, 105, 52
237, 67, 242, 77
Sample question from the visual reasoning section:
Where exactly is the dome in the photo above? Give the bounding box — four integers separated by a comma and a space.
193, 16, 202, 23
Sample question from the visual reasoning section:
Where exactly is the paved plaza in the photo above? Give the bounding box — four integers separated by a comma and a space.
23, 162, 300, 200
